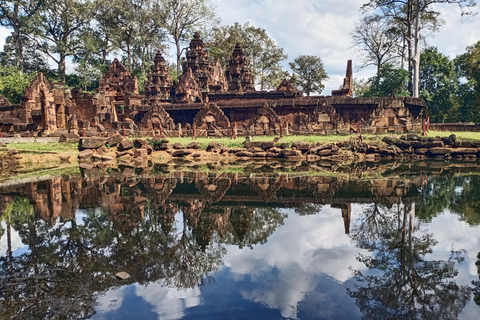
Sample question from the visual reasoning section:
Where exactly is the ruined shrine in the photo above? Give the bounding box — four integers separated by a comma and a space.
0, 33, 426, 137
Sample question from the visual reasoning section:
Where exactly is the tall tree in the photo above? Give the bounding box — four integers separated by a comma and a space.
454, 41, 480, 121
0, 0, 44, 73
419, 47, 458, 122
364, 63, 410, 97
289, 55, 329, 96
351, 15, 402, 75
32, 0, 92, 83
156, 0, 218, 78
207, 22, 287, 90
362, 0, 477, 97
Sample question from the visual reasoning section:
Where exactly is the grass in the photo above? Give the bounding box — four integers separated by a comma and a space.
425, 131, 480, 141
6, 142, 79, 153
0, 166, 80, 181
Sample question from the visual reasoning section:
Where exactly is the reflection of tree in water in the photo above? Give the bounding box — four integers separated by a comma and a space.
416, 174, 480, 225
473, 253, 480, 305
0, 198, 225, 320
348, 202, 472, 320
223, 207, 287, 249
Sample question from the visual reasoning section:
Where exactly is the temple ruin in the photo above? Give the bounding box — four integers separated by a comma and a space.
0, 33, 426, 137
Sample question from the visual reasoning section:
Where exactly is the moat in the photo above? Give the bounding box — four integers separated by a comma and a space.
1, 162, 480, 319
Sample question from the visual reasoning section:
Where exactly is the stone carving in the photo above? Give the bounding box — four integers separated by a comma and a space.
245, 103, 280, 135
182, 32, 211, 91
276, 79, 299, 94
138, 102, 176, 134
144, 51, 173, 102
193, 103, 230, 137
174, 67, 203, 103
332, 60, 353, 97
21, 72, 57, 134
225, 43, 255, 92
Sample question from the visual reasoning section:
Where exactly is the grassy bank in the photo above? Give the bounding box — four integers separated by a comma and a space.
6, 142, 78, 153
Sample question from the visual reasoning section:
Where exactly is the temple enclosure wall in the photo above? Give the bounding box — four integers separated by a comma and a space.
0, 33, 426, 138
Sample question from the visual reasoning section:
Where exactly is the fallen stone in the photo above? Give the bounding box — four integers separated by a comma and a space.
280, 149, 303, 158
172, 149, 193, 157
206, 141, 219, 152
79, 163, 93, 170
118, 139, 134, 151
173, 142, 183, 149
133, 139, 148, 148
252, 152, 267, 158
107, 134, 123, 147
451, 148, 478, 155
187, 142, 200, 149
268, 147, 282, 154
78, 149, 93, 159
117, 150, 134, 157
292, 141, 310, 152
236, 151, 253, 157
134, 148, 149, 158
427, 147, 454, 155
318, 149, 332, 156
101, 155, 114, 161
59, 154, 71, 162
58, 133, 80, 143
415, 148, 428, 155
79, 137, 106, 150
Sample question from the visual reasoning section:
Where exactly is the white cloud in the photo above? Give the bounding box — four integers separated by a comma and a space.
135, 283, 202, 320
224, 205, 368, 318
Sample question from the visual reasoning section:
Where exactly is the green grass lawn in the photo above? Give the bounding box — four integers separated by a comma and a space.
6, 142, 79, 153
4, 131, 480, 153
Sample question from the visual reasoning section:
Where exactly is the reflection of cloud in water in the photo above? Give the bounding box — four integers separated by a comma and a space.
135, 283, 202, 320
224, 205, 368, 318
0, 221, 29, 256
96, 286, 128, 313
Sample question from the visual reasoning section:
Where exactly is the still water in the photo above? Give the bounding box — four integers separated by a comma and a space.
1, 161, 479, 319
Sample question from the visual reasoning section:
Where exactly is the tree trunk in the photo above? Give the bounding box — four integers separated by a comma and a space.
59, 53, 66, 84
412, 0, 421, 98
407, 0, 414, 96
176, 40, 182, 79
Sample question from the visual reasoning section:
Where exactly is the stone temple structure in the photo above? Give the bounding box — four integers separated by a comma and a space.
0, 33, 425, 137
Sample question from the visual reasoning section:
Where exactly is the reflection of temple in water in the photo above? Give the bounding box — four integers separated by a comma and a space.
0, 170, 420, 245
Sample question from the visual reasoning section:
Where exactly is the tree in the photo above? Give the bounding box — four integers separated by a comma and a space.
157, 0, 218, 78
362, 0, 477, 97
32, 0, 92, 83
0, 65, 36, 103
351, 15, 402, 75
207, 22, 288, 90
0, 0, 43, 73
419, 47, 459, 122
289, 55, 329, 96
364, 63, 410, 97
454, 41, 480, 121
0, 34, 49, 74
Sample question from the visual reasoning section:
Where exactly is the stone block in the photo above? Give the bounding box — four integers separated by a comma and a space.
172, 149, 192, 157
58, 133, 80, 143
187, 142, 200, 149
427, 147, 454, 155
107, 134, 123, 147
79, 137, 106, 150
134, 148, 149, 158
78, 149, 93, 159
118, 139, 134, 151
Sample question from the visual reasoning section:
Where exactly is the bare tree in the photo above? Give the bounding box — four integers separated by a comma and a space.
351, 15, 402, 75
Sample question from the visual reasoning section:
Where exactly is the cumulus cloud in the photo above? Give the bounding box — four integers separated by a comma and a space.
135, 284, 202, 320
223, 205, 368, 318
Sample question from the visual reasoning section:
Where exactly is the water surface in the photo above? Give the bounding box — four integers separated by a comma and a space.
1, 162, 479, 319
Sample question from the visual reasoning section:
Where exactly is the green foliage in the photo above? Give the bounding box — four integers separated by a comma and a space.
0, 65, 36, 103
419, 47, 459, 122
207, 22, 288, 90
289, 55, 329, 96
363, 63, 410, 97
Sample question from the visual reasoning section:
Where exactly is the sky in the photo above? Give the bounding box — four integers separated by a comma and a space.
0, 0, 479, 94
